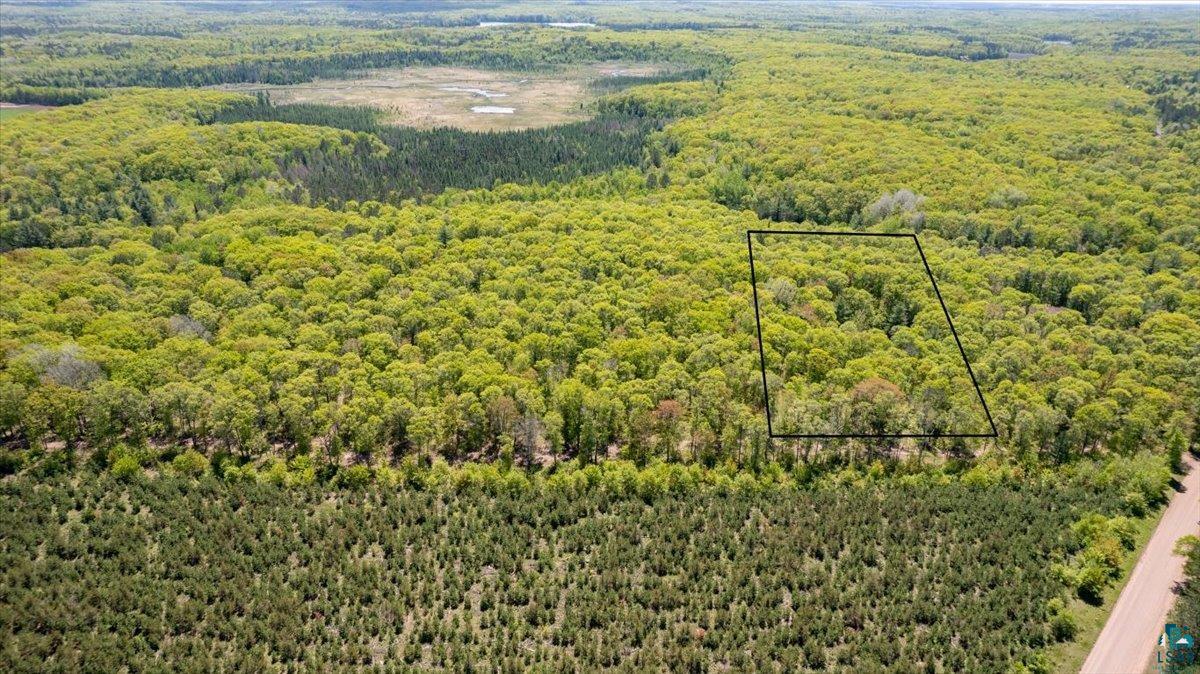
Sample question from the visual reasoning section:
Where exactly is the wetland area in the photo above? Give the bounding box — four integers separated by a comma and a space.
217, 63, 660, 131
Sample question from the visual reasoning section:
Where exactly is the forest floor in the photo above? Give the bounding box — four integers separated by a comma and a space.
215, 63, 660, 131
1079, 452, 1199, 674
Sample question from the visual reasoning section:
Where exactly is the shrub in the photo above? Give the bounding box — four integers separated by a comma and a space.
1097, 455, 1171, 510
1166, 429, 1186, 473
1172, 536, 1200, 644
288, 455, 317, 486
30, 450, 73, 479
1019, 652, 1053, 674
0, 450, 25, 476
1107, 516, 1137, 549
1047, 598, 1078, 642
501, 469, 530, 496
734, 471, 761, 494
1091, 536, 1124, 569
106, 442, 145, 468
635, 466, 666, 501
1049, 611, 1078, 641
1065, 513, 1131, 603
1121, 490, 1148, 517
261, 458, 288, 486
110, 455, 141, 481
375, 465, 400, 487
1050, 562, 1077, 587
171, 449, 209, 477
338, 465, 371, 489
1076, 562, 1110, 604
222, 463, 258, 484
1071, 513, 1134, 553
394, 456, 427, 490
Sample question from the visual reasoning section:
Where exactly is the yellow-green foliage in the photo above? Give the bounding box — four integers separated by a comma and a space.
1, 5, 1196, 672
1, 4, 1197, 473
662, 41, 1198, 253
0, 90, 375, 247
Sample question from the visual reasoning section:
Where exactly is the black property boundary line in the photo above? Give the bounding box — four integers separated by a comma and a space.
747, 229, 999, 439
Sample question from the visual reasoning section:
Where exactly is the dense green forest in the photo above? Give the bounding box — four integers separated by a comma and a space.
1, 0, 1198, 671
207, 95, 666, 206
0, 456, 1171, 672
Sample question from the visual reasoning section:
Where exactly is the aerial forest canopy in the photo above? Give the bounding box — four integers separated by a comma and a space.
0, 1, 1197, 671
1, 4, 1195, 469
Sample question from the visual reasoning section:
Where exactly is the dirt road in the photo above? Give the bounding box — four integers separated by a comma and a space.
1081, 453, 1199, 674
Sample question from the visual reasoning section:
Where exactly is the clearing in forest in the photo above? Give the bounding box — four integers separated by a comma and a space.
0, 103, 52, 121
748, 230, 996, 439
215, 63, 661, 131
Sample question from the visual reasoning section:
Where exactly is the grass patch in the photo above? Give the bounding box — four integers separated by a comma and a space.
215, 63, 663, 131
0, 105, 47, 121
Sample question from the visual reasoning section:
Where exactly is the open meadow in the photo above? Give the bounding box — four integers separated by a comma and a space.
217, 63, 663, 130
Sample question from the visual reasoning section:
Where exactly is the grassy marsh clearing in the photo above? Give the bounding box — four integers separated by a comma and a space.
216, 64, 661, 131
